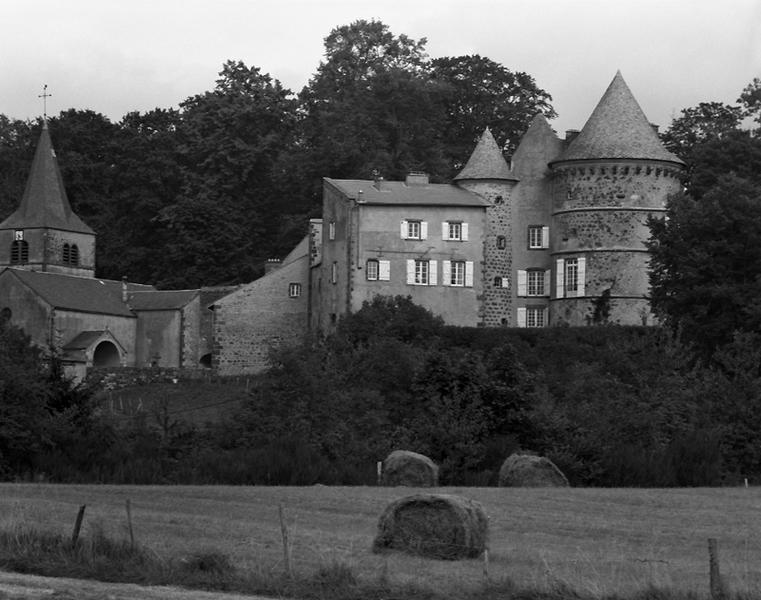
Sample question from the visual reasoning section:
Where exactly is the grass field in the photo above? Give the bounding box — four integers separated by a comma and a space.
1, 484, 760, 599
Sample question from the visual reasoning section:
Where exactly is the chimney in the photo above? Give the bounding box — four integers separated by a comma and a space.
372, 169, 383, 190
121, 276, 128, 303
565, 129, 580, 145
405, 172, 429, 186
650, 123, 660, 134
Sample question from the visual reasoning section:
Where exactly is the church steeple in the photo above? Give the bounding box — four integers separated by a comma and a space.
0, 119, 96, 276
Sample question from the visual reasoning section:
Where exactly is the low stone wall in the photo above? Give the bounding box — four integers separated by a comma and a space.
85, 366, 220, 391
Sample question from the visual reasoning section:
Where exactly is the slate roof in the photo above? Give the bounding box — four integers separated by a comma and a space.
553, 71, 684, 166
0, 123, 95, 233
63, 330, 108, 350
454, 128, 519, 181
3, 268, 152, 316
129, 289, 199, 311
324, 179, 490, 207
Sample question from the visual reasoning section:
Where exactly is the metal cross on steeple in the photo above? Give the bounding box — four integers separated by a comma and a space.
38, 84, 52, 121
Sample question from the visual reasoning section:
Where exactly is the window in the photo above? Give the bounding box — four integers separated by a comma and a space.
555, 257, 586, 298
443, 260, 473, 287
527, 307, 546, 327
415, 259, 429, 285
565, 258, 579, 292
517, 307, 547, 328
406, 259, 437, 285
494, 195, 503, 205
401, 220, 427, 240
366, 259, 390, 281
496, 235, 506, 249
328, 221, 336, 240
442, 221, 468, 241
331, 262, 338, 284
10, 240, 28, 264
62, 243, 79, 266
14, 230, 23, 241
366, 259, 379, 280
528, 226, 549, 249
494, 276, 502, 288
517, 269, 549, 296
288, 283, 302, 298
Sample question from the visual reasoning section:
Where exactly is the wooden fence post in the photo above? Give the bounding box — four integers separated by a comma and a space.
125, 499, 135, 550
71, 504, 86, 546
708, 537, 727, 600
279, 504, 292, 578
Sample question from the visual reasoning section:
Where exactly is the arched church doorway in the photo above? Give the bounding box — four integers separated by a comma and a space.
93, 341, 120, 367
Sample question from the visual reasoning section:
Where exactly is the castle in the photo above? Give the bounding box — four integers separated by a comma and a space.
0, 72, 685, 377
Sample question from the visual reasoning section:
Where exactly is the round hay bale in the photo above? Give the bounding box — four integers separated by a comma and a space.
372, 494, 488, 560
498, 453, 569, 487
381, 450, 438, 487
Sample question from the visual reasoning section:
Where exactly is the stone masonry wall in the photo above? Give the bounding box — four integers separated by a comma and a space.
456, 180, 516, 326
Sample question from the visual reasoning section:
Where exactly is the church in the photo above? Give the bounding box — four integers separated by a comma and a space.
1, 72, 685, 377
0, 121, 223, 380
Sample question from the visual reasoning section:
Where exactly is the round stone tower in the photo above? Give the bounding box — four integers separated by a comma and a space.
548, 72, 684, 326
454, 128, 519, 326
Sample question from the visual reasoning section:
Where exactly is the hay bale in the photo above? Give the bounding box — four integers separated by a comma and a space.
498, 453, 569, 487
380, 450, 438, 487
372, 494, 488, 560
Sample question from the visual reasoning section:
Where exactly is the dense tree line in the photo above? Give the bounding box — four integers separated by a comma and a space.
5, 297, 761, 487
0, 20, 553, 288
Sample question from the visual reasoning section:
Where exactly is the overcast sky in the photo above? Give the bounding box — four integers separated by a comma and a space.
1, 0, 759, 135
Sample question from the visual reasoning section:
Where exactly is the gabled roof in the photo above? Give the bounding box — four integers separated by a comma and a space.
454, 128, 519, 181
1, 267, 152, 316
0, 123, 95, 233
129, 289, 200, 311
553, 71, 684, 166
324, 179, 490, 207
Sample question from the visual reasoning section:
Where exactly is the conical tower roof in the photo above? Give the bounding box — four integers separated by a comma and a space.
0, 122, 94, 233
511, 113, 564, 177
554, 71, 684, 166
454, 128, 519, 181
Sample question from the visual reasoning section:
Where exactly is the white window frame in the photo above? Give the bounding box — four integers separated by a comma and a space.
528, 225, 549, 249
557, 256, 586, 298
407, 259, 437, 286
526, 307, 546, 327
366, 259, 379, 281
331, 262, 338, 284
401, 220, 428, 240
442, 221, 468, 241
328, 221, 336, 240
288, 283, 301, 298
527, 270, 545, 296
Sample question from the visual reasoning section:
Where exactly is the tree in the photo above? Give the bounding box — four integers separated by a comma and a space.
0, 115, 35, 219
648, 175, 761, 358
430, 55, 555, 176
660, 101, 743, 162
739, 77, 761, 127
154, 60, 297, 287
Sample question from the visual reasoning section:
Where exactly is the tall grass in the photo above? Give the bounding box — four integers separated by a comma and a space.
0, 522, 752, 600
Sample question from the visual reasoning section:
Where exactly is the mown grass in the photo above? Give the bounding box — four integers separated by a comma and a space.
1, 484, 760, 599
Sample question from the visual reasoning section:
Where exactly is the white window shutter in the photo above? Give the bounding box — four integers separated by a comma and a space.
542, 226, 550, 248
442, 260, 451, 286
501, 276, 510, 288
400, 220, 408, 239
379, 260, 390, 281
421, 221, 428, 240
465, 261, 474, 287
517, 270, 527, 296
577, 257, 586, 296
429, 259, 437, 285
556, 259, 565, 298
462, 222, 469, 241
543, 308, 549, 327
544, 270, 551, 296
442, 222, 449, 240
406, 259, 415, 284
517, 307, 527, 328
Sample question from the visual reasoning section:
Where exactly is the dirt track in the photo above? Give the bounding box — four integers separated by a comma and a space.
0, 570, 273, 600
